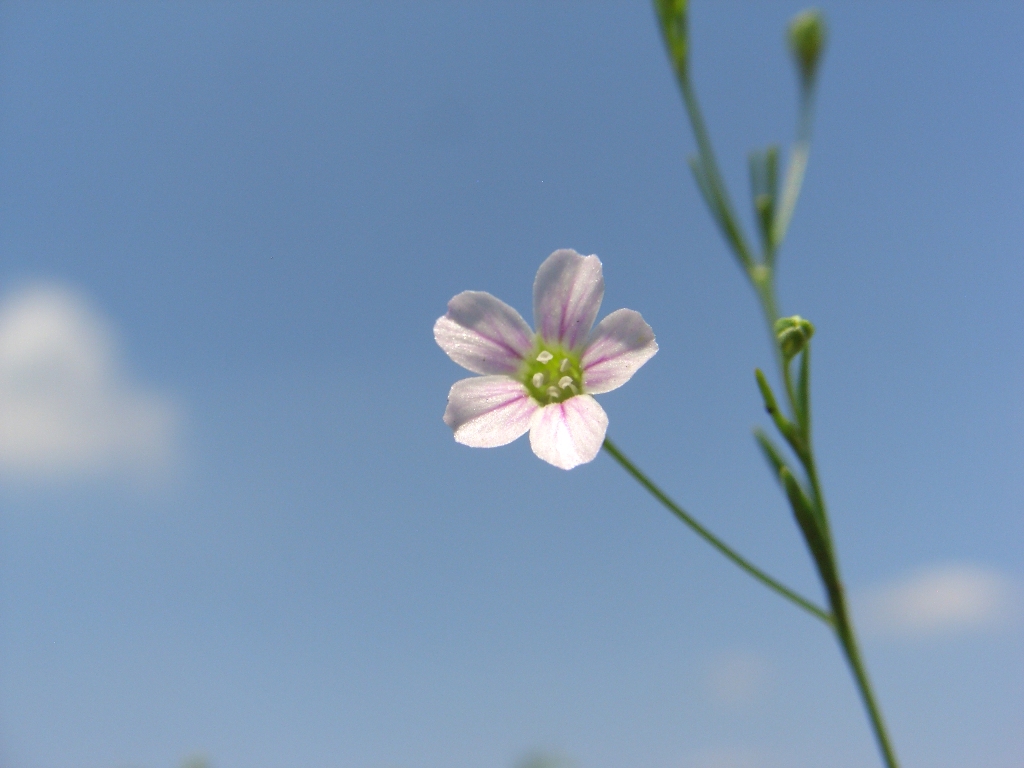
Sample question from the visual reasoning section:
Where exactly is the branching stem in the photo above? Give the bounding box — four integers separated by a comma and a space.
602, 437, 832, 626
644, 5, 902, 766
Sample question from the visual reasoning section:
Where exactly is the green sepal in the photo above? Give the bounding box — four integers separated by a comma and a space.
774, 315, 815, 361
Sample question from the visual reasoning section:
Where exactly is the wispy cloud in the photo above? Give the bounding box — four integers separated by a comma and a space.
703, 650, 771, 707
857, 563, 1018, 640
0, 284, 178, 481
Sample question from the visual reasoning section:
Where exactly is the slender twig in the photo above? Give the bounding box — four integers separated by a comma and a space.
602, 437, 832, 626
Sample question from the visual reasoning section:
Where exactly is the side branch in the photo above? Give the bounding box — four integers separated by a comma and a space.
602, 437, 833, 626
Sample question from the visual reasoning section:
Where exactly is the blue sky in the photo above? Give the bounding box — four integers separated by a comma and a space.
0, 2, 1021, 767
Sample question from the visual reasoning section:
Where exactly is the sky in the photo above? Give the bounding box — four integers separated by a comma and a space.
0, 2, 1021, 768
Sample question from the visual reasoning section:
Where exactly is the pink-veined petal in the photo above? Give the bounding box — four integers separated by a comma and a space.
533, 249, 604, 351
528, 395, 608, 470
581, 308, 658, 394
434, 291, 535, 375
443, 376, 538, 448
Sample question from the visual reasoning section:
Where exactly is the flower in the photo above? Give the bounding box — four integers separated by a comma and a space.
434, 249, 658, 469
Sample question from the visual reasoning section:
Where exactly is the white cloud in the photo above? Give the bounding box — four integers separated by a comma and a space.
0, 284, 177, 480
703, 650, 771, 707
857, 563, 1018, 640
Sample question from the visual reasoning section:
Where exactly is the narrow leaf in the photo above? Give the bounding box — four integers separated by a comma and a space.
688, 155, 722, 225
749, 145, 780, 256
753, 428, 787, 486
755, 369, 801, 449
690, 155, 751, 268
779, 466, 831, 578
754, 368, 780, 417
764, 145, 779, 202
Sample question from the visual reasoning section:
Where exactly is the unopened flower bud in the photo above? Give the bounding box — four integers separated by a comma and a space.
775, 315, 815, 360
788, 9, 827, 91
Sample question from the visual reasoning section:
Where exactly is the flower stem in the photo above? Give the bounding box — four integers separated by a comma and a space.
651, 5, 902, 765
602, 437, 832, 626
832, 592, 902, 768
756, 280, 899, 768
677, 75, 757, 269
756, 233, 901, 768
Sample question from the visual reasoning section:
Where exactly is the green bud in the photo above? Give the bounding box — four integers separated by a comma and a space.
775, 315, 815, 360
655, 0, 690, 79
788, 9, 827, 91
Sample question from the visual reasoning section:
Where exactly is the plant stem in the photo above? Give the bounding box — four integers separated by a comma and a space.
759, 284, 898, 768
602, 437, 832, 626
677, 76, 756, 268
832, 591, 902, 768
651, 6, 903, 763
771, 94, 815, 251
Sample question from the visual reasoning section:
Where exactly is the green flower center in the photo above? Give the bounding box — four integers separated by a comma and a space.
520, 340, 584, 405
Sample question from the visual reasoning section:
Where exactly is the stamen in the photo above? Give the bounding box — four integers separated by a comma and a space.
536, 351, 553, 363
532, 372, 545, 388
547, 385, 560, 399
559, 358, 570, 373
558, 376, 574, 389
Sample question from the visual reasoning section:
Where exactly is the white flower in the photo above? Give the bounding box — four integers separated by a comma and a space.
434, 249, 658, 469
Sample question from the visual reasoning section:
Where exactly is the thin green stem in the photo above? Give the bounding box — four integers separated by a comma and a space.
771, 142, 808, 252
771, 95, 815, 252
754, 279, 897, 768
833, 593, 902, 768
750, 268, 782, 370
677, 74, 757, 269
602, 437, 832, 626
652, 6, 900, 764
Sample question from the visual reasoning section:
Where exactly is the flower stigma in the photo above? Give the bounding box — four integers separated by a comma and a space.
521, 341, 584, 404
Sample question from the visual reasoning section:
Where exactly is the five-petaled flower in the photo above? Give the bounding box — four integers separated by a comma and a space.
434, 249, 658, 469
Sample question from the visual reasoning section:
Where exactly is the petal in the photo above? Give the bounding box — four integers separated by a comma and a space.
434, 291, 534, 375
528, 395, 608, 470
533, 249, 604, 351
444, 376, 538, 448
581, 308, 658, 394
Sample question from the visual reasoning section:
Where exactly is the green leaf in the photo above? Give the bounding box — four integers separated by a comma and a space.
748, 145, 780, 255
779, 466, 830, 574
690, 155, 753, 267
754, 368, 803, 454
753, 428, 787, 485
764, 145, 779, 204
688, 155, 723, 227
754, 368, 780, 417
